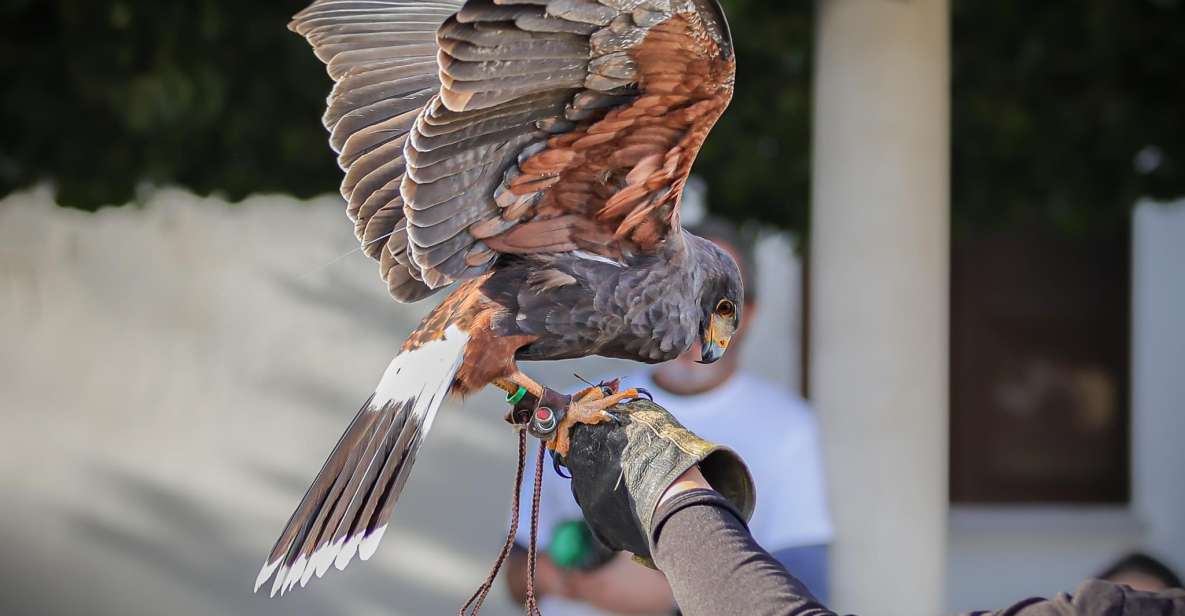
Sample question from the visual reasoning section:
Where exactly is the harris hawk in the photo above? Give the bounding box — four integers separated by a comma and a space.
256, 0, 742, 597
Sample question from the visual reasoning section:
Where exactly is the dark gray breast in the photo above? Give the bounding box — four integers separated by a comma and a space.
485, 245, 702, 364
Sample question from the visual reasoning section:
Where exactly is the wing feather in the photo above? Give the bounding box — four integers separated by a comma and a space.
399, 0, 734, 288
290, 0, 464, 303
291, 0, 734, 299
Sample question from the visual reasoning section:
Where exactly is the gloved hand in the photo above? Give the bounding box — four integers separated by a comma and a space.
561, 399, 756, 566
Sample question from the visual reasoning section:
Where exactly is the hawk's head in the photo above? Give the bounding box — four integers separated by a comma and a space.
688, 235, 744, 364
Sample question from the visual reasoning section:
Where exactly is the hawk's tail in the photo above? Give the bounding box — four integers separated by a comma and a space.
254, 325, 470, 597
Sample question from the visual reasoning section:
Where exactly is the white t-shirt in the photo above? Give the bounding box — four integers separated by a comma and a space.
514, 370, 832, 616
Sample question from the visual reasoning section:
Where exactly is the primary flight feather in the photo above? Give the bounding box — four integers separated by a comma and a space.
256, 0, 743, 596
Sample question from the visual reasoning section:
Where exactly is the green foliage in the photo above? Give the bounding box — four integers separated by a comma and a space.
698, 0, 813, 231
0, 0, 335, 207
0, 0, 1181, 235
953, 0, 1184, 235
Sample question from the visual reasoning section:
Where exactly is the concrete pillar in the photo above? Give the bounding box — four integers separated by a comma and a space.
810, 1, 950, 614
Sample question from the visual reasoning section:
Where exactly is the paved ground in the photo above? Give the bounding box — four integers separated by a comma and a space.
0, 188, 798, 616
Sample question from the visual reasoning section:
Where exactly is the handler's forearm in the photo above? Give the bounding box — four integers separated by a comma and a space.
651, 489, 836, 616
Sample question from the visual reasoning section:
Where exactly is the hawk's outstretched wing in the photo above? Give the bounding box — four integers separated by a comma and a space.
291, 0, 734, 299
290, 0, 464, 302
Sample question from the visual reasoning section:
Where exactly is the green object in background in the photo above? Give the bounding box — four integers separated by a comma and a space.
549, 520, 593, 569
549, 519, 615, 571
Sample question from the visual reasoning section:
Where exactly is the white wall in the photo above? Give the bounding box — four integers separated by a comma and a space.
0, 187, 801, 616
0, 188, 518, 616
1130, 199, 1185, 577
946, 199, 1185, 611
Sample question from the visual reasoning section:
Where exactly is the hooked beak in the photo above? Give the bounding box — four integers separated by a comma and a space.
698, 313, 734, 364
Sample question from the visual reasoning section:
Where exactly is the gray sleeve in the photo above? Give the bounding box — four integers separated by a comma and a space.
652, 489, 836, 616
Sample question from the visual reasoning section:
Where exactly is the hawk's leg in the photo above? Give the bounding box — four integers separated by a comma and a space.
492, 372, 544, 399
492, 373, 620, 402
492, 371, 648, 457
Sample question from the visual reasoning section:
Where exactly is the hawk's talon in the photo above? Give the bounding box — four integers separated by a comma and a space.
550, 450, 570, 478
633, 387, 653, 402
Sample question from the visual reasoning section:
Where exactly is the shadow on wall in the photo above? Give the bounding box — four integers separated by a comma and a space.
51, 460, 518, 616
0, 187, 800, 616
0, 188, 528, 616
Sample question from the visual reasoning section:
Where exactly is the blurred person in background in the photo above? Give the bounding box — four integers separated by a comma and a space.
1099, 552, 1184, 592
503, 217, 832, 615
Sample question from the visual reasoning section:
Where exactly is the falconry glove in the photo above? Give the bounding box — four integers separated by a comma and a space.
563, 400, 756, 566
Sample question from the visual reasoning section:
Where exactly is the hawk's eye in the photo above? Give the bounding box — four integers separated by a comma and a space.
715, 299, 736, 318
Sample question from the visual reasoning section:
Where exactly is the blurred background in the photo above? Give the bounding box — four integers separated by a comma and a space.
0, 1, 1182, 615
